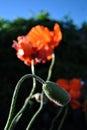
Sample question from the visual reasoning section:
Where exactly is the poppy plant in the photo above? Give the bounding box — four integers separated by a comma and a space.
12, 23, 62, 66
56, 78, 83, 109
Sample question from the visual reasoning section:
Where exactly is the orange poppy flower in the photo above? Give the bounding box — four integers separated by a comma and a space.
56, 78, 83, 109
56, 79, 69, 91
69, 89, 81, 99
12, 23, 62, 66
69, 78, 83, 90
70, 100, 81, 109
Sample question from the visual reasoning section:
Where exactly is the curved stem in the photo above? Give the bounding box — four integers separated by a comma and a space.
4, 74, 45, 130
46, 53, 55, 81
49, 108, 63, 130
25, 91, 44, 130
8, 97, 30, 130
57, 106, 68, 130
30, 59, 36, 98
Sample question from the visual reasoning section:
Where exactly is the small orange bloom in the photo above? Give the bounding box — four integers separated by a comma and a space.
56, 78, 83, 109
12, 23, 62, 66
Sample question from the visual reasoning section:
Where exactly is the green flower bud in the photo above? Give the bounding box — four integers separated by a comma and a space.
43, 81, 71, 107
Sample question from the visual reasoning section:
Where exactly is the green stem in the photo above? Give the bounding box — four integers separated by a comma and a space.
30, 59, 36, 97
4, 74, 45, 130
46, 53, 55, 81
49, 108, 63, 130
25, 91, 44, 130
57, 106, 68, 130
8, 97, 30, 130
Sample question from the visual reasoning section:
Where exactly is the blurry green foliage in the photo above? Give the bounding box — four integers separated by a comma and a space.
36, 10, 50, 20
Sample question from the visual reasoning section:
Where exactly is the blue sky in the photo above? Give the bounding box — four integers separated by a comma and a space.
0, 0, 87, 27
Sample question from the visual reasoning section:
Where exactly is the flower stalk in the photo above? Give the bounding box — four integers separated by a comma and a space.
49, 108, 63, 130
4, 74, 45, 130
25, 91, 44, 130
57, 106, 68, 130
46, 53, 55, 81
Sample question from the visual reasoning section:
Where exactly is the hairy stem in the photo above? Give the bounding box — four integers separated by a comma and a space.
46, 53, 55, 81
25, 91, 44, 130
4, 74, 45, 130
57, 106, 68, 130
49, 108, 63, 130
